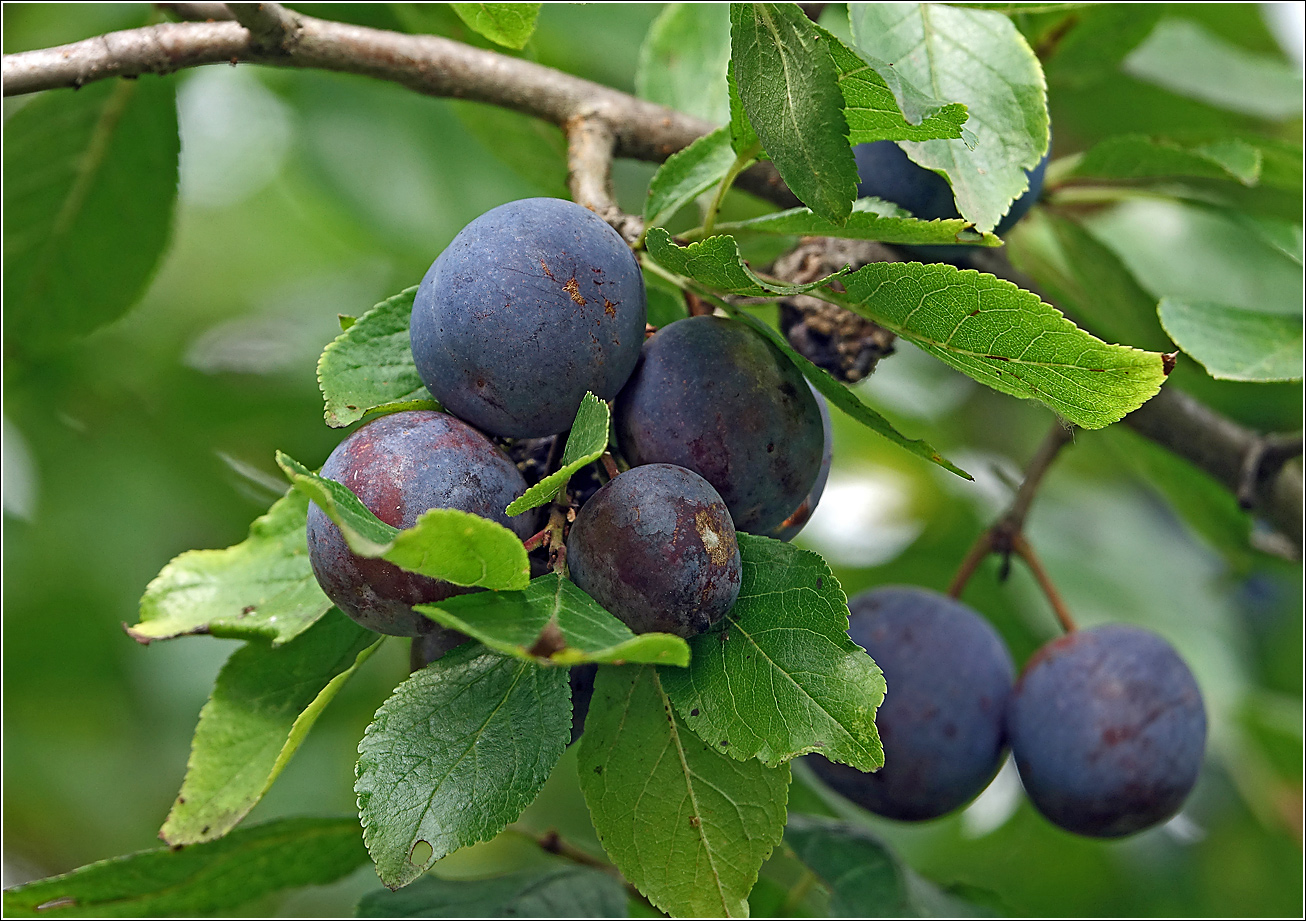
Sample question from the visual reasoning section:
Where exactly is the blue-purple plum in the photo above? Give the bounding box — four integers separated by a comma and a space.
567, 464, 741, 639
307, 410, 542, 636
614, 316, 824, 534
1007, 624, 1207, 838
809, 586, 1015, 821
410, 197, 647, 438
853, 140, 1050, 237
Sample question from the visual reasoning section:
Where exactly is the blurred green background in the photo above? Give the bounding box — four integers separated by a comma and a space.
3, 3, 1302, 916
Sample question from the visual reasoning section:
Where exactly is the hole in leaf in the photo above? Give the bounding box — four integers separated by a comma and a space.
409, 839, 434, 867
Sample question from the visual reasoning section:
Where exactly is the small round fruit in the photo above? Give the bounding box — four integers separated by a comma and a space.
615, 316, 824, 534
307, 410, 542, 636
809, 586, 1015, 821
1007, 624, 1207, 838
566, 464, 742, 638
768, 388, 832, 542
410, 197, 647, 438
853, 139, 1050, 235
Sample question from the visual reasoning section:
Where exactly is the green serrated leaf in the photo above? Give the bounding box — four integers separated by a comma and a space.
3, 72, 178, 355
1123, 18, 1303, 121
317, 287, 436, 428
418, 573, 690, 667
162, 612, 381, 845
645, 228, 846, 296
731, 3, 859, 223
820, 23, 971, 143
131, 490, 332, 646
711, 197, 1002, 247
643, 127, 739, 227
356, 864, 629, 917
727, 66, 762, 155
730, 312, 969, 478
637, 3, 732, 125
1, 817, 367, 918
1158, 298, 1303, 383
578, 665, 790, 918
355, 645, 569, 889
830, 261, 1170, 429
849, 2, 1049, 232
277, 452, 530, 590
661, 534, 885, 769
449, 3, 542, 50
1068, 135, 1263, 186
507, 393, 610, 516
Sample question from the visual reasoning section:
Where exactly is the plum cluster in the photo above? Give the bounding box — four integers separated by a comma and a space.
307, 197, 830, 652
810, 586, 1207, 839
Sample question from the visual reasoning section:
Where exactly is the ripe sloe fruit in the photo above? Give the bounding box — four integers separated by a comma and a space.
614, 316, 824, 534
809, 586, 1015, 821
567, 463, 742, 639
1007, 624, 1207, 838
307, 410, 542, 636
853, 140, 1050, 236
768, 388, 832, 542
569, 663, 598, 745
410, 197, 647, 438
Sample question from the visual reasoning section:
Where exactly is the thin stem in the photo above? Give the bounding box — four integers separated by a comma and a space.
702, 144, 761, 236
947, 531, 993, 599
1012, 535, 1077, 633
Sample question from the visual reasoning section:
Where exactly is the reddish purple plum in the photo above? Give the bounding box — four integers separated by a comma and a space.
567, 464, 741, 639
307, 410, 541, 636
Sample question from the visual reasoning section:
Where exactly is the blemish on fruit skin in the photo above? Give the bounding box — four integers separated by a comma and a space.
564, 277, 587, 305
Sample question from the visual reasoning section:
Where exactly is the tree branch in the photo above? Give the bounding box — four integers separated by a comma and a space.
2, 10, 1295, 548
225, 2, 301, 53
565, 114, 642, 244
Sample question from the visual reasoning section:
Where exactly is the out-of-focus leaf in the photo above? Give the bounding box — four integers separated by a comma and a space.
1, 817, 367, 918
450, 100, 570, 199
849, 2, 1049, 232
356, 644, 569, 889
731, 3, 859, 223
277, 452, 530, 590
578, 665, 790, 918
644, 266, 689, 327
418, 573, 690, 667
833, 261, 1170, 429
644, 228, 846, 296
786, 814, 990, 917
356, 864, 628, 917
1068, 135, 1264, 185
507, 393, 609, 515
1043, 4, 1164, 87
449, 3, 542, 49
1158, 298, 1303, 382
662, 534, 885, 769
3, 76, 178, 354
1085, 199, 1303, 318
317, 287, 436, 428
131, 491, 332, 646
711, 197, 1001, 247
643, 127, 738, 227
161, 611, 381, 845
731, 311, 969, 478
1123, 18, 1303, 121
637, 3, 732, 124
